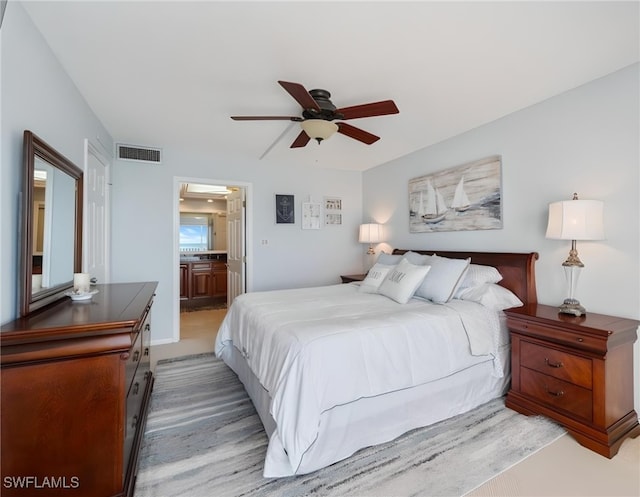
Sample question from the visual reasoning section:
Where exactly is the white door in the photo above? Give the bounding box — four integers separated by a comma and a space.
84, 140, 110, 284
226, 188, 245, 306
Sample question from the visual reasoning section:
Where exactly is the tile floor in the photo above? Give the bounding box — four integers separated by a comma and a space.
150, 308, 225, 370
151, 308, 640, 497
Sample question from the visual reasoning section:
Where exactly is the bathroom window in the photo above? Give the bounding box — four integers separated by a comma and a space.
179, 213, 212, 251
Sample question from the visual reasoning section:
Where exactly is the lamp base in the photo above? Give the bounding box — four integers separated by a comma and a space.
559, 298, 586, 317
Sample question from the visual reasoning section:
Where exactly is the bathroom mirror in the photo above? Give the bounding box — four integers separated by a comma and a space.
21, 130, 83, 316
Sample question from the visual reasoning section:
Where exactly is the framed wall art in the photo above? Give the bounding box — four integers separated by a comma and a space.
302, 202, 321, 229
409, 155, 503, 233
275, 194, 295, 224
324, 196, 342, 225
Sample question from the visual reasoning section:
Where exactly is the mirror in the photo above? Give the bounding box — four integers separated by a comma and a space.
21, 130, 83, 316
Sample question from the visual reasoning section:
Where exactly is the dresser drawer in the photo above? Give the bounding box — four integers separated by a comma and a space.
508, 318, 604, 353
520, 341, 592, 389
124, 365, 149, 471
140, 320, 151, 369
125, 331, 142, 395
520, 367, 593, 421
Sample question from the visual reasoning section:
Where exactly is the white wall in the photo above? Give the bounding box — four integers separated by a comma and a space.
363, 64, 640, 410
0, 2, 113, 324
109, 146, 363, 344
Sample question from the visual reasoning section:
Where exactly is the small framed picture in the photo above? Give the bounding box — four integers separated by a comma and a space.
302, 202, 321, 229
324, 197, 342, 211
275, 194, 295, 224
325, 213, 342, 225
324, 196, 342, 225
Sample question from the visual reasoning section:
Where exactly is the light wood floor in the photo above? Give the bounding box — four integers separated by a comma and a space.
151, 309, 640, 497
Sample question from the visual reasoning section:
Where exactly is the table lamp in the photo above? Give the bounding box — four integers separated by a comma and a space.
358, 223, 384, 255
545, 193, 604, 316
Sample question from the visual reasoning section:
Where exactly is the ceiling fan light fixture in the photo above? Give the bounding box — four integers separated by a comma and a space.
301, 119, 338, 144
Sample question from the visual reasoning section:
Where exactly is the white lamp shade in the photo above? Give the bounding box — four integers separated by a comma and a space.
546, 199, 604, 240
301, 119, 338, 141
359, 223, 384, 243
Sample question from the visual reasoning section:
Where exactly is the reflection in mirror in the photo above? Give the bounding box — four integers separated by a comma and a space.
31, 163, 47, 293
31, 158, 76, 294
21, 130, 83, 316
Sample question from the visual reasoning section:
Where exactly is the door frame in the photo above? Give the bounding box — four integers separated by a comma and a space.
172, 176, 253, 344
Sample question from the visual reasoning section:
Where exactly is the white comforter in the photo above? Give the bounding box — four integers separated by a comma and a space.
215, 283, 503, 476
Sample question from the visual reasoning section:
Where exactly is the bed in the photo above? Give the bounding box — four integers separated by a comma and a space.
215, 249, 538, 477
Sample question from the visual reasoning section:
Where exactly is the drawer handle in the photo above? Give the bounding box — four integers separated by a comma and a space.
144, 347, 150, 357
133, 350, 140, 362
576, 337, 584, 342
145, 324, 151, 332
132, 415, 138, 429
545, 386, 564, 397
133, 382, 139, 395
544, 358, 563, 368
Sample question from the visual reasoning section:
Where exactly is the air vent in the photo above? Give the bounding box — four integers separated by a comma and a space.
116, 144, 162, 164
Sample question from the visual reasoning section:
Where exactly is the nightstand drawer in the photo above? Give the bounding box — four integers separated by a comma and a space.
521, 341, 592, 389
521, 368, 592, 422
508, 318, 604, 353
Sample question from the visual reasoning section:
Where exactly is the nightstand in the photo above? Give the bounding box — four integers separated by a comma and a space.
505, 304, 640, 458
340, 274, 367, 284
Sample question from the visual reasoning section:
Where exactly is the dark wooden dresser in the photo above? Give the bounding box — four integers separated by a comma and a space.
505, 303, 640, 458
1, 282, 157, 497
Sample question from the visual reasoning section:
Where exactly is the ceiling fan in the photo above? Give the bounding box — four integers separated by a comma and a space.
231, 81, 399, 148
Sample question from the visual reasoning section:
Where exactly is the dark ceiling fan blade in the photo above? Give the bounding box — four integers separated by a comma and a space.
290, 130, 311, 148
231, 116, 302, 121
337, 122, 380, 145
278, 81, 321, 112
337, 100, 399, 120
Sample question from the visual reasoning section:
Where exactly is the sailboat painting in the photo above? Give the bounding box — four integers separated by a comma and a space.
409, 155, 502, 233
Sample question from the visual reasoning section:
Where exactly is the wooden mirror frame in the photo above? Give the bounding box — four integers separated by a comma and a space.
21, 130, 83, 316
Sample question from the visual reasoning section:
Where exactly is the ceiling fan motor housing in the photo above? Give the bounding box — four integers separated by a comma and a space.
303, 89, 344, 121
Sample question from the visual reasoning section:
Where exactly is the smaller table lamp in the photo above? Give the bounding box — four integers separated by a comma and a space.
359, 223, 384, 255
545, 193, 604, 316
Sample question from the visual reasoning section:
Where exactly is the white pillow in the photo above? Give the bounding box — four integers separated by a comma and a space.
414, 255, 470, 303
376, 253, 402, 266
402, 251, 433, 266
458, 264, 503, 289
378, 259, 431, 304
456, 283, 523, 311
359, 263, 395, 294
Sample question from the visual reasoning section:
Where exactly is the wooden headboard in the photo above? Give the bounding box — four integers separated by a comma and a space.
392, 249, 539, 305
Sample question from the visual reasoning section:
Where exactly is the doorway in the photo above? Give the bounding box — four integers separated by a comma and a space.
173, 177, 250, 347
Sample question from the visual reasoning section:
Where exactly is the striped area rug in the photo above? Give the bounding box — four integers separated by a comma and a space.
135, 354, 565, 497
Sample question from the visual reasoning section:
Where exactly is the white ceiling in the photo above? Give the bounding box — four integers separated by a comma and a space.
22, 1, 639, 172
